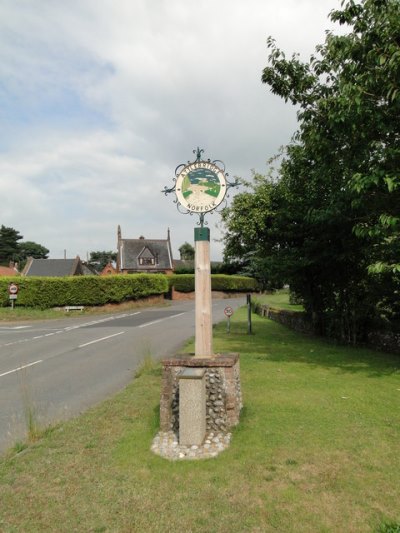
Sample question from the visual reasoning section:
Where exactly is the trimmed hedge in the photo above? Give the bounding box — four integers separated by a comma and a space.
0, 275, 168, 309
168, 274, 258, 293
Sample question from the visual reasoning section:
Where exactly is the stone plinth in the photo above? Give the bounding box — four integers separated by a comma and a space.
178, 368, 206, 446
160, 353, 242, 435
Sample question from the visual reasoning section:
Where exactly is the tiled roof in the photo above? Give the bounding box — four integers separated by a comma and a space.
120, 239, 173, 271
0, 266, 18, 276
24, 258, 83, 277
81, 263, 98, 275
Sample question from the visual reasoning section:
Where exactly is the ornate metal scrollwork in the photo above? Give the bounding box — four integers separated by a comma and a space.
161, 148, 238, 226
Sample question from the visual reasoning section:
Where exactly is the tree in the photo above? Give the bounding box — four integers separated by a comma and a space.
178, 242, 195, 261
221, 173, 283, 290
262, 0, 400, 274
18, 241, 49, 260
0, 225, 23, 265
263, 0, 400, 339
88, 251, 117, 272
17, 241, 49, 270
223, 0, 400, 341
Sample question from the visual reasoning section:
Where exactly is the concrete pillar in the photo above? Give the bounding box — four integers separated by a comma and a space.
178, 368, 206, 446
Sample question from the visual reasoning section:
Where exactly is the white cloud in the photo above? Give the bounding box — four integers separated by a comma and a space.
0, 0, 341, 260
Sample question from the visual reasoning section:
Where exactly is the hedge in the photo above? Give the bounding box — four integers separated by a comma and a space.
168, 274, 258, 293
0, 275, 168, 309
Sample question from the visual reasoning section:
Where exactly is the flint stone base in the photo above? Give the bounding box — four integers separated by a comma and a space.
160, 353, 242, 437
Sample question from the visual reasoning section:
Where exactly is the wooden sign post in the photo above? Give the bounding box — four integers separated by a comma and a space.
194, 227, 213, 357
157, 148, 242, 456
166, 148, 235, 359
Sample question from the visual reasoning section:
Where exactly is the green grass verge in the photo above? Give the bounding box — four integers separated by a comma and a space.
254, 289, 304, 312
0, 298, 167, 322
0, 309, 399, 532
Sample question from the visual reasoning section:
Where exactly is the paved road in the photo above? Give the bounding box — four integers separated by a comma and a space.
0, 297, 245, 453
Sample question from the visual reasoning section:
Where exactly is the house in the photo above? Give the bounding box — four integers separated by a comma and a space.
81, 262, 99, 276
117, 226, 174, 274
100, 262, 117, 276
0, 261, 19, 276
22, 256, 87, 277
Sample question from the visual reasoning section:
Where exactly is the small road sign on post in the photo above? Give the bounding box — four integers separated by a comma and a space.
8, 283, 19, 309
224, 306, 234, 333
8, 283, 18, 295
224, 306, 233, 317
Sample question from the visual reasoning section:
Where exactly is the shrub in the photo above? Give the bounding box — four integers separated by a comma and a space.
0, 275, 168, 309
168, 274, 257, 293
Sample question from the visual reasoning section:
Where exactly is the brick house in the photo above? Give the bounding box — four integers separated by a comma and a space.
116, 226, 174, 274
0, 261, 19, 276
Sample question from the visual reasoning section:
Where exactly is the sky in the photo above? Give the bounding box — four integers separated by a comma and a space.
0, 0, 342, 262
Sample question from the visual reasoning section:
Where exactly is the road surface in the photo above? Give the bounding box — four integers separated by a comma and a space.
0, 297, 244, 453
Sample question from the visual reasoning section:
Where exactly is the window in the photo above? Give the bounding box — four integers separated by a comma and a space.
139, 257, 155, 266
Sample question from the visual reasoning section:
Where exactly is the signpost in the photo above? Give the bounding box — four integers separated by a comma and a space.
163, 147, 238, 358
224, 306, 234, 333
160, 148, 241, 452
8, 283, 19, 309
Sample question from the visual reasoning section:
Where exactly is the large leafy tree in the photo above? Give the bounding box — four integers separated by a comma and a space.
223, 0, 400, 341
262, 0, 400, 273
0, 225, 23, 265
18, 241, 49, 260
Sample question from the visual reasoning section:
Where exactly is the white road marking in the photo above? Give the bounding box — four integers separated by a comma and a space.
78, 331, 125, 348
0, 360, 43, 378
0, 310, 155, 348
0, 326, 32, 331
64, 312, 141, 331
139, 312, 185, 328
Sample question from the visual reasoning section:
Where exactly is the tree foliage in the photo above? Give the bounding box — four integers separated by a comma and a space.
223, 0, 400, 342
0, 225, 50, 269
178, 242, 195, 261
262, 0, 400, 274
18, 241, 49, 262
221, 173, 283, 290
89, 251, 117, 272
0, 225, 23, 265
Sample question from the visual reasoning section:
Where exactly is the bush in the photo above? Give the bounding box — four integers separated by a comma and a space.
168, 274, 257, 293
211, 274, 258, 292
0, 275, 168, 309
168, 274, 195, 292
289, 291, 304, 305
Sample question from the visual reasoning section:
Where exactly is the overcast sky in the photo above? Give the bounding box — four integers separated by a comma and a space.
0, 0, 341, 262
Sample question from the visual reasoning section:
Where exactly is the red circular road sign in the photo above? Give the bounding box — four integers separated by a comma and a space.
224, 306, 233, 317
8, 283, 19, 295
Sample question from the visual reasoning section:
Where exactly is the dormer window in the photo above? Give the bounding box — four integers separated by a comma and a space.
139, 257, 155, 266
138, 246, 156, 267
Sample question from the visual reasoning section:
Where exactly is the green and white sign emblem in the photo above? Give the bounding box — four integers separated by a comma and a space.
175, 161, 227, 213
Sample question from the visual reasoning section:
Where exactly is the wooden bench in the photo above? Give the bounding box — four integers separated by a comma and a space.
64, 306, 84, 312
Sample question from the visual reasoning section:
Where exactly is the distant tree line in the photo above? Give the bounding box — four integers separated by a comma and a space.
0, 225, 49, 269
222, 0, 400, 343
88, 251, 117, 272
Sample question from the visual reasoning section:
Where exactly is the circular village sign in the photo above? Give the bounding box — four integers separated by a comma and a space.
175, 160, 227, 214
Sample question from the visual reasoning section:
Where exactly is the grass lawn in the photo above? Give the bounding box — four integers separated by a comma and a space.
0, 309, 399, 532
253, 289, 304, 312
0, 298, 167, 322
